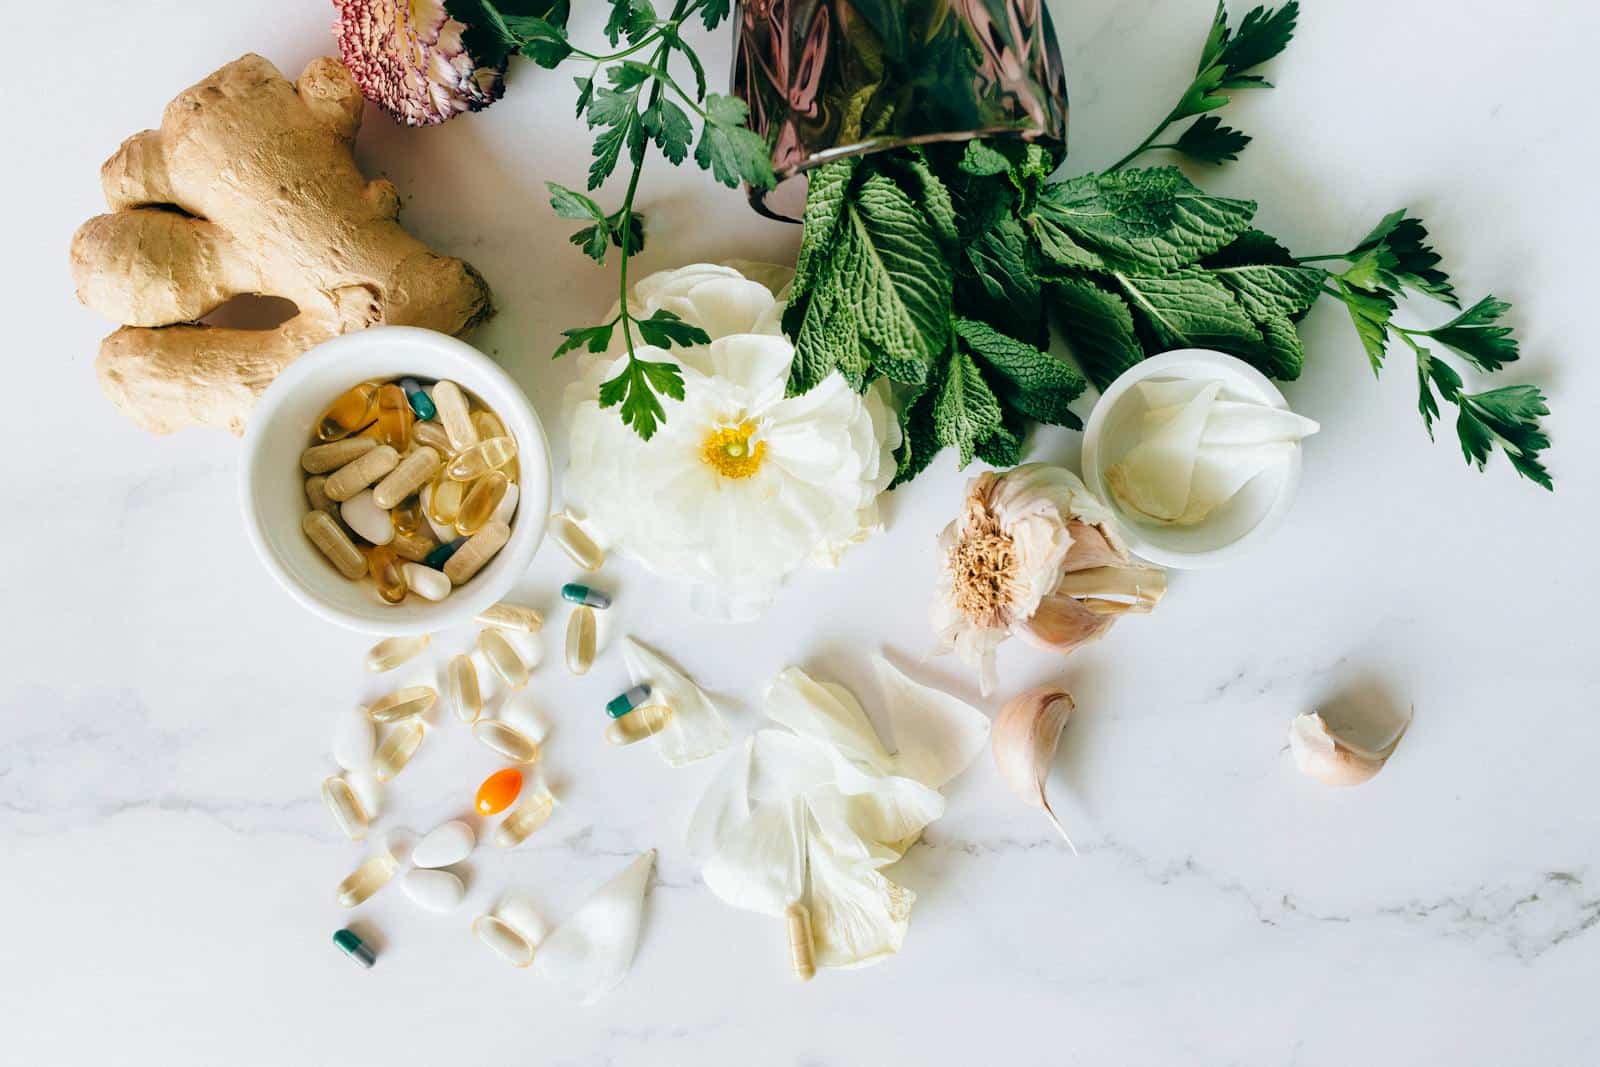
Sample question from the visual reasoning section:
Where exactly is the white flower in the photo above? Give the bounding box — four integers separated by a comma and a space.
564, 263, 901, 618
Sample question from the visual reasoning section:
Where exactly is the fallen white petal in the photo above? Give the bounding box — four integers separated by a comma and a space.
622, 637, 731, 766
533, 851, 655, 1004
871, 655, 990, 789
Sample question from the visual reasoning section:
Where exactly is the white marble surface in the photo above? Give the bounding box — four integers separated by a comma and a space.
7, 1, 1598, 1063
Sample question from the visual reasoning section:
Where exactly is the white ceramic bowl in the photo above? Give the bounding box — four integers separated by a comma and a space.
241, 327, 551, 634
1081, 349, 1303, 570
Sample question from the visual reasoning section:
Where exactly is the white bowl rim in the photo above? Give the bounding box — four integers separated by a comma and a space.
1080, 348, 1303, 570
239, 326, 551, 634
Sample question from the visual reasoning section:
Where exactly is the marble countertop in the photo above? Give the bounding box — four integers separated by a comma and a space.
7, 1, 1597, 1063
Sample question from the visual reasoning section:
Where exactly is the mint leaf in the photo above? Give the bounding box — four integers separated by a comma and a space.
958, 141, 1012, 177
1035, 168, 1257, 272
789, 158, 860, 307
1251, 314, 1305, 379
1172, 115, 1252, 164
955, 317, 1085, 428
1045, 277, 1144, 392
891, 380, 941, 487
893, 152, 958, 249
1203, 228, 1297, 268
1113, 267, 1262, 351
694, 94, 775, 189
1422, 295, 1518, 372
634, 308, 710, 349
598, 355, 684, 440
962, 214, 1040, 338
934, 350, 1003, 467
975, 409, 1026, 467
1210, 263, 1326, 319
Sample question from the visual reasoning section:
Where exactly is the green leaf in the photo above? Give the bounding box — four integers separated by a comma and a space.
447, 0, 516, 67
788, 158, 859, 307
962, 214, 1040, 337
588, 117, 632, 188
1423, 295, 1519, 372
1210, 263, 1327, 319
573, 74, 594, 117
955, 317, 1085, 428
958, 140, 1012, 177
891, 380, 941, 487
604, 0, 654, 45
510, 16, 572, 66
1202, 228, 1297, 269
694, 94, 776, 189
569, 224, 609, 262
1113, 267, 1262, 352
1169, 63, 1230, 123
1249, 313, 1305, 379
1045, 277, 1145, 392
552, 321, 615, 358
934, 350, 1003, 467
1458, 384, 1552, 488
1172, 115, 1252, 164
1035, 167, 1257, 272
975, 409, 1026, 467
669, 26, 708, 99
641, 98, 693, 164
634, 308, 710, 349
699, 0, 730, 29
1414, 346, 1462, 438
598, 355, 684, 440
1331, 278, 1396, 372
1350, 210, 1456, 306
892, 152, 958, 249
546, 181, 605, 222
1217, 2, 1300, 75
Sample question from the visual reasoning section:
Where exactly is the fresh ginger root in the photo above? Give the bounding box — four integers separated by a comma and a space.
70, 54, 492, 434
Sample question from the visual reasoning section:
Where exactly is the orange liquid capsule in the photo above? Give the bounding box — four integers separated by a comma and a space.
475, 767, 524, 815
317, 382, 380, 441
374, 384, 413, 451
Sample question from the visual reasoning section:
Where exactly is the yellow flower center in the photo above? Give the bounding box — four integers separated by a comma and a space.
701, 420, 766, 480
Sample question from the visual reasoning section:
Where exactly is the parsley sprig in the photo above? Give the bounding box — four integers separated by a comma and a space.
458, 0, 775, 438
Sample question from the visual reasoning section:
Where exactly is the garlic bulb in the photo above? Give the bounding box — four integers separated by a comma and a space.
932, 464, 1167, 694
1289, 711, 1410, 786
992, 686, 1078, 850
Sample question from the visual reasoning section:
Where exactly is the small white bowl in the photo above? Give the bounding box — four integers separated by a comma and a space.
241, 327, 551, 634
1081, 349, 1303, 570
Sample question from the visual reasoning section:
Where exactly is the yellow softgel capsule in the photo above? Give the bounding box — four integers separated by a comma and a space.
374, 383, 413, 451
366, 545, 408, 604
473, 411, 519, 482
565, 605, 596, 676
477, 627, 529, 689
365, 635, 429, 673
336, 852, 399, 908
367, 685, 437, 724
443, 521, 510, 585
325, 445, 400, 502
426, 471, 466, 526
446, 436, 517, 482
373, 446, 440, 509
301, 436, 376, 474
391, 496, 424, 537
549, 511, 605, 571
411, 419, 453, 456
472, 719, 541, 764
493, 790, 555, 848
455, 471, 510, 536
317, 381, 380, 441
477, 602, 542, 632
303, 511, 366, 580
786, 903, 816, 982
432, 380, 479, 453
321, 775, 370, 842
447, 654, 481, 724
604, 702, 674, 746
372, 719, 425, 782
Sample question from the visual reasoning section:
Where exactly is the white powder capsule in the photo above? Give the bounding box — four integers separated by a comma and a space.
341, 490, 394, 545
402, 562, 450, 601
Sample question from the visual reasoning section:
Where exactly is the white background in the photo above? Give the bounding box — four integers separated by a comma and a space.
5, 1, 1597, 1063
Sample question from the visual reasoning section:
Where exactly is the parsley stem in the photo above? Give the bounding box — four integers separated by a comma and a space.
1106, 125, 1168, 172
1296, 253, 1348, 264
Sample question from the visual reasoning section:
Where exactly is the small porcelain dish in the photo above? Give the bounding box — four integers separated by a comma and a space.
1080, 349, 1304, 570
241, 327, 550, 634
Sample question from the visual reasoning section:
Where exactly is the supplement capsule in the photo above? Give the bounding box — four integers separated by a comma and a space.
561, 582, 612, 609
317, 382, 381, 441
478, 627, 529, 689
411, 419, 452, 455
390, 496, 423, 536
472, 914, 535, 968
365, 635, 429, 672
367, 685, 437, 724
366, 545, 408, 604
321, 774, 370, 841
604, 702, 674, 746
455, 471, 510, 536
472, 719, 541, 764
391, 527, 440, 564
304, 475, 337, 516
372, 446, 440, 509
477, 602, 543, 632
402, 562, 450, 601
423, 537, 465, 570
374, 383, 413, 450
303, 511, 367, 580
565, 605, 597, 676
786, 902, 816, 982
490, 482, 520, 526
336, 851, 399, 908
605, 684, 652, 719
325, 445, 400, 502
494, 790, 556, 848
443, 521, 510, 585
446, 436, 518, 482
447, 654, 482, 724
426, 472, 465, 526
475, 767, 523, 815
341, 490, 394, 546
401, 377, 437, 421
432, 380, 479, 452
549, 511, 605, 571
332, 927, 377, 968
302, 436, 377, 474
371, 719, 425, 782
473, 411, 520, 482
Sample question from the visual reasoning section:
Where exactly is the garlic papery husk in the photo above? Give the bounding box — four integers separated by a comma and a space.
1289, 711, 1410, 787
993, 686, 1078, 850
934, 464, 1167, 694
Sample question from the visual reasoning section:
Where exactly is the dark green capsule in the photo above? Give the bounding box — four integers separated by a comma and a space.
333, 928, 376, 968
605, 684, 652, 719
401, 378, 437, 421
561, 583, 611, 609
424, 538, 465, 569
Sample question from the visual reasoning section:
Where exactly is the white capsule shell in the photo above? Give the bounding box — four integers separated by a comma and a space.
496, 895, 549, 946
411, 820, 476, 868
490, 482, 520, 526
332, 706, 376, 772
401, 868, 465, 913
402, 562, 450, 601
340, 489, 394, 546
473, 914, 535, 967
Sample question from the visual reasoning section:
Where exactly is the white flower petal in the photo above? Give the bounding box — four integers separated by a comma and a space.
872, 655, 991, 790
702, 797, 806, 917
532, 851, 654, 1004
621, 637, 731, 766
806, 835, 914, 970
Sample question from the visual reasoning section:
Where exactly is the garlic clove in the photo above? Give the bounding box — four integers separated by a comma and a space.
1015, 594, 1117, 654
1053, 565, 1167, 611
992, 686, 1079, 851
1289, 711, 1410, 786
1060, 520, 1124, 573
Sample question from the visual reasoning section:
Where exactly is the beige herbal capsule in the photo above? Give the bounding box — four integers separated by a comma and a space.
472, 719, 541, 764
549, 511, 605, 571
432, 380, 479, 452
391, 526, 440, 564
302, 511, 367, 580
301, 436, 376, 474
325, 445, 400, 502
477, 602, 543, 632
304, 475, 337, 515
321, 775, 370, 842
365, 635, 430, 673
444, 521, 511, 585
371, 719, 426, 782
493, 790, 556, 848
565, 605, 597, 676
447, 654, 482, 724
366, 685, 438, 724
786, 902, 817, 982
372, 446, 441, 509
472, 914, 535, 967
478, 627, 529, 689
411, 419, 452, 455
336, 851, 399, 908
604, 703, 674, 746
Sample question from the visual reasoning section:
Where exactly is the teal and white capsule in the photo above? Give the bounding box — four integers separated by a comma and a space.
332, 928, 376, 968
606, 684, 652, 719
561, 583, 611, 609
400, 378, 437, 421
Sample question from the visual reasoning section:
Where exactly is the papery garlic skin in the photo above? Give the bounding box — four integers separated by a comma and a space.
564, 263, 900, 620
1289, 711, 1406, 787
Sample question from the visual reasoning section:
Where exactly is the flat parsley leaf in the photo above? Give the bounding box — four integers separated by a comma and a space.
1172, 115, 1253, 165
598, 355, 685, 440
694, 94, 776, 189
1423, 295, 1518, 372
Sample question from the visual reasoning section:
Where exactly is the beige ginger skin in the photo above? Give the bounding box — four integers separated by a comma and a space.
70, 54, 493, 434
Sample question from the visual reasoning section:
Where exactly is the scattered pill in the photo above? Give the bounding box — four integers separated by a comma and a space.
473, 719, 541, 764
346, 769, 383, 819
303, 511, 367, 580
423, 537, 465, 570
333, 706, 376, 772
325, 445, 400, 502
341, 490, 394, 546
490, 481, 520, 526
549, 511, 605, 571
447, 436, 517, 482
392, 527, 439, 564
332, 927, 377, 968
478, 628, 529, 689
494, 790, 555, 849
477, 601, 542, 632
402, 562, 450, 601
496, 897, 548, 945
565, 605, 596, 675
444, 521, 511, 585
786, 903, 816, 982
367, 685, 437, 724
318, 382, 380, 441
475, 767, 523, 815
606, 684, 652, 719
371, 719, 425, 782
411, 820, 476, 868
401, 377, 437, 421
365, 545, 408, 604
374, 383, 413, 450
322, 774, 370, 841
372, 446, 440, 509
604, 702, 674, 746
304, 474, 337, 516
432, 380, 478, 452
472, 913, 535, 967
402, 868, 465, 913
561, 583, 612, 609
336, 851, 399, 908
379, 826, 418, 866
456, 471, 510, 536
302, 436, 377, 474
446, 654, 482, 724
365, 635, 429, 673
411, 419, 452, 455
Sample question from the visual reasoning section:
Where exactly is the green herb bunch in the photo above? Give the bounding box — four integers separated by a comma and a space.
785, 0, 1554, 489
449, 0, 777, 438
